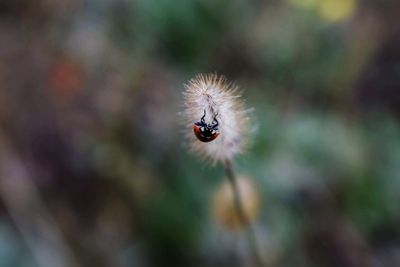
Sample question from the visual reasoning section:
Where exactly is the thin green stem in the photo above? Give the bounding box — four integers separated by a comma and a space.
223, 159, 264, 267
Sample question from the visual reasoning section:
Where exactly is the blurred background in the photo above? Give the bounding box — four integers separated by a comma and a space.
1, 0, 400, 266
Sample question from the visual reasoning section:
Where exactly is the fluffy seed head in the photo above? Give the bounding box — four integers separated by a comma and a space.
183, 74, 251, 162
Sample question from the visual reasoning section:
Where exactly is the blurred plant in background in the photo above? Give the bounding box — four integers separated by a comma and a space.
0, 0, 400, 267
289, 0, 358, 22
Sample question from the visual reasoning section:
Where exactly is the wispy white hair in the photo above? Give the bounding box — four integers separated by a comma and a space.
183, 74, 251, 163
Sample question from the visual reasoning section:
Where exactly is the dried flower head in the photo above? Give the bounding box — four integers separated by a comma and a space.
183, 74, 251, 162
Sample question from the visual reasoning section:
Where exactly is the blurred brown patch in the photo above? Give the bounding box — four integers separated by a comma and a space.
48, 56, 86, 104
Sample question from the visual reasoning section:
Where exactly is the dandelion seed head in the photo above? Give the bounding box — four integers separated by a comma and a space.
183, 74, 251, 162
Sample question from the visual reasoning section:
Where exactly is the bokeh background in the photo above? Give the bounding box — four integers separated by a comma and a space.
1, 0, 400, 266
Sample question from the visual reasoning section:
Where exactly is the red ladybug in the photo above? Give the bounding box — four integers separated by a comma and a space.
193, 110, 220, 142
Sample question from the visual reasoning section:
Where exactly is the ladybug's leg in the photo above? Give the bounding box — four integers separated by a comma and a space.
211, 118, 219, 129
211, 113, 219, 126
201, 109, 206, 124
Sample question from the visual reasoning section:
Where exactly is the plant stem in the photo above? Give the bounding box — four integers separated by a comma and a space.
223, 159, 264, 267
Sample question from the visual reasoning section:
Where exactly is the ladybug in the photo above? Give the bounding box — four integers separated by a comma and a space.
193, 110, 220, 142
